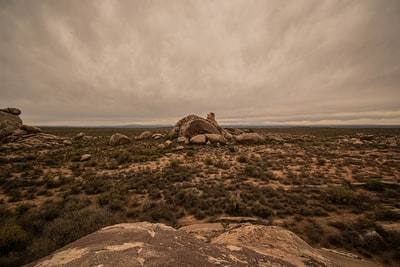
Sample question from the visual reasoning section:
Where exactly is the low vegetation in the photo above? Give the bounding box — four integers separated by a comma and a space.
0, 127, 399, 266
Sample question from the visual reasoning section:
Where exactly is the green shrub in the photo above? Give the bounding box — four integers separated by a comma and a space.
365, 179, 384, 192
204, 157, 213, 165
237, 155, 247, 163
326, 185, 354, 205
0, 224, 29, 256
244, 165, 260, 178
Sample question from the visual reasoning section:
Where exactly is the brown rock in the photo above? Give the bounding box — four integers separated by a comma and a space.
109, 133, 131, 146
177, 136, 189, 144
26, 222, 378, 267
0, 107, 23, 139
205, 133, 227, 144
170, 113, 232, 140
25, 222, 297, 267
80, 154, 92, 162
190, 134, 207, 144
136, 130, 152, 140
21, 124, 42, 133
1, 107, 21, 115
235, 133, 266, 144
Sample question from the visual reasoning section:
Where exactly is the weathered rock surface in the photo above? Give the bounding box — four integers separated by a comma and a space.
136, 130, 152, 140
235, 132, 266, 143
25, 222, 378, 267
80, 154, 92, 162
152, 133, 164, 140
190, 134, 207, 144
205, 133, 227, 144
109, 133, 131, 146
0, 107, 23, 139
21, 124, 42, 133
1, 107, 71, 148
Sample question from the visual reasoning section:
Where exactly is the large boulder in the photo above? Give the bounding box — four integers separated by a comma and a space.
109, 133, 131, 146
0, 107, 23, 139
170, 112, 232, 141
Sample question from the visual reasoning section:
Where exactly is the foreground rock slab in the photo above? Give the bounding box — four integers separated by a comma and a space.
24, 222, 383, 267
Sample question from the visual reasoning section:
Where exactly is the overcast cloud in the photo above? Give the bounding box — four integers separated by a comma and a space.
1, 0, 399, 126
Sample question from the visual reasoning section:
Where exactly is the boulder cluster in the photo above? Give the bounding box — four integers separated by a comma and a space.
108, 112, 266, 147
0, 107, 70, 148
169, 112, 265, 145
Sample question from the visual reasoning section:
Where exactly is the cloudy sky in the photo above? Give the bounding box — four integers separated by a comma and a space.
1, 0, 399, 126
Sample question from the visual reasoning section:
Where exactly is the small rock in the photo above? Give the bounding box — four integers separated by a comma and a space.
152, 133, 164, 140
82, 135, 94, 142
75, 132, 86, 140
63, 140, 73, 146
175, 145, 184, 150
157, 144, 166, 149
205, 134, 227, 144
165, 140, 173, 147
80, 154, 92, 161
177, 136, 189, 144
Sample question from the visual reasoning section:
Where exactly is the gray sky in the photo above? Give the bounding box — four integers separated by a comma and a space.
1, 0, 399, 126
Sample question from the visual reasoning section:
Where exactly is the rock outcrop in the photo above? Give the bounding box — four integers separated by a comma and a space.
0, 107, 23, 139
109, 133, 131, 146
1, 107, 71, 148
170, 112, 232, 142
25, 222, 377, 267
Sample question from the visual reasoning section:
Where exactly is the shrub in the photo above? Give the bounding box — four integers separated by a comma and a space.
365, 179, 384, 192
0, 224, 29, 256
204, 157, 213, 165
237, 155, 247, 163
244, 165, 260, 178
326, 185, 354, 205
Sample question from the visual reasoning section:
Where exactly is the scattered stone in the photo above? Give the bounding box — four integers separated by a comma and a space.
190, 134, 207, 145
109, 133, 131, 146
235, 133, 266, 143
175, 145, 184, 150
164, 140, 173, 147
152, 133, 164, 140
136, 130, 152, 140
81, 135, 94, 142
74, 132, 86, 140
177, 136, 189, 144
21, 124, 42, 133
205, 133, 227, 144
225, 127, 244, 135
157, 143, 166, 149
80, 154, 92, 162
63, 140, 73, 146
